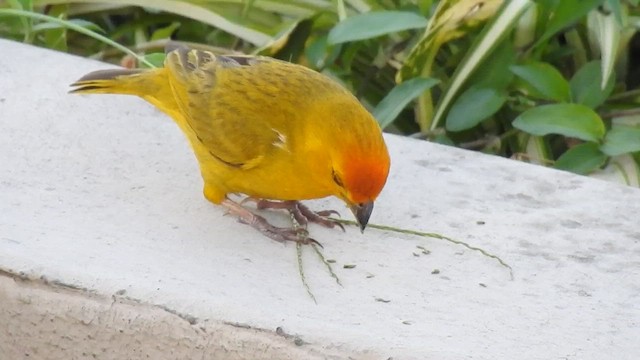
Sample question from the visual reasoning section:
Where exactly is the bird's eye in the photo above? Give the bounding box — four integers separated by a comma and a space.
332, 169, 344, 187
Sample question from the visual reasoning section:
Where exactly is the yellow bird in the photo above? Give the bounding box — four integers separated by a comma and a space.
70, 46, 390, 244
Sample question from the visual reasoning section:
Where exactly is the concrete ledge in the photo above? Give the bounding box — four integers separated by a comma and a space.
0, 271, 360, 359
1, 39, 640, 359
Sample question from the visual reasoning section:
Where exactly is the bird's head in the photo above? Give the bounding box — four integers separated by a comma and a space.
329, 133, 390, 232
306, 90, 390, 232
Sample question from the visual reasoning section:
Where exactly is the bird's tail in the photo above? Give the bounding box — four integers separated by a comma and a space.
70, 68, 153, 95
69, 67, 178, 117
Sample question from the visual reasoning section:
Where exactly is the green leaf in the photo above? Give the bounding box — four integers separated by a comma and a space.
587, 6, 621, 89
41, 4, 68, 52
141, 53, 166, 69
150, 21, 180, 41
7, 0, 32, 41
32, 19, 104, 33
535, 0, 602, 47
468, 41, 517, 90
510, 62, 571, 102
606, 0, 624, 25
600, 126, 640, 156
446, 87, 507, 131
520, 135, 553, 164
513, 104, 605, 142
305, 34, 342, 70
590, 154, 640, 186
433, 134, 455, 146
11, 0, 32, 11
305, 35, 328, 69
373, 77, 439, 129
429, 0, 533, 130
570, 61, 614, 108
70, 0, 271, 46
328, 11, 428, 44
0, 9, 156, 68
555, 142, 607, 174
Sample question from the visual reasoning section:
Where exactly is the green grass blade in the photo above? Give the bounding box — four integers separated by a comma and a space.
0, 8, 156, 68
35, 0, 272, 46
587, 8, 621, 89
430, 0, 533, 130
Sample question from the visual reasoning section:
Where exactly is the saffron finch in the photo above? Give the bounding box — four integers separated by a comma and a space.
70, 45, 390, 244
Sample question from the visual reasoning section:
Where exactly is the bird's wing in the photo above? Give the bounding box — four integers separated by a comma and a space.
165, 46, 283, 169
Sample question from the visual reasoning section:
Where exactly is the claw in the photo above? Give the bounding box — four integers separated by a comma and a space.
248, 199, 344, 231
308, 238, 324, 248
223, 198, 341, 246
316, 209, 341, 218
295, 202, 345, 232
223, 199, 320, 246
334, 222, 346, 232
289, 206, 309, 227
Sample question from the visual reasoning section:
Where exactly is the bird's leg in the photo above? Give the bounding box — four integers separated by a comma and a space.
222, 199, 320, 246
242, 198, 345, 232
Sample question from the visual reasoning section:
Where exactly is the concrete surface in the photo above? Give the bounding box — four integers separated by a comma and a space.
1, 38, 639, 359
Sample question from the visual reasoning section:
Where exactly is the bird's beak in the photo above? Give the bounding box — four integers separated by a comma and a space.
349, 201, 374, 233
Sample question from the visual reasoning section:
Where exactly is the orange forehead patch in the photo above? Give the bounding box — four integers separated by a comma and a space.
342, 150, 390, 204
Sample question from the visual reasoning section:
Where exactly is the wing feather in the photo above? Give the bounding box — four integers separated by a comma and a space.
165, 47, 280, 169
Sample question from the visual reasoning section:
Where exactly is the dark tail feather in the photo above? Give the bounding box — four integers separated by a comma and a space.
69, 68, 146, 94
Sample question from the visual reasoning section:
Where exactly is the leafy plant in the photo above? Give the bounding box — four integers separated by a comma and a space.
2, 0, 640, 185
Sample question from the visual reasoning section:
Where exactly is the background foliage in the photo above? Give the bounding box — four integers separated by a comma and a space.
2, 0, 640, 185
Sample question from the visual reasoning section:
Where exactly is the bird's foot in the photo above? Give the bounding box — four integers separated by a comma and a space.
222, 199, 322, 246
243, 198, 345, 232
